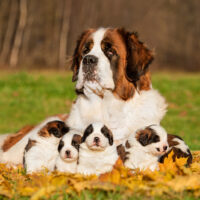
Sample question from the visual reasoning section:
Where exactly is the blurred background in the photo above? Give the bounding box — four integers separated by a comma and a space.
0, 0, 199, 71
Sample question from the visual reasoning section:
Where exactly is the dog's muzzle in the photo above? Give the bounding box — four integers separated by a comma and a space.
82, 55, 98, 81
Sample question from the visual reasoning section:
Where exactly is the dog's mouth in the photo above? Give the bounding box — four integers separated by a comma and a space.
87, 143, 105, 151
83, 69, 99, 82
62, 156, 77, 163
76, 80, 113, 97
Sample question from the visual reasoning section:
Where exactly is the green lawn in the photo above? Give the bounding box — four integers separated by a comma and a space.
0, 71, 199, 151
0, 71, 200, 200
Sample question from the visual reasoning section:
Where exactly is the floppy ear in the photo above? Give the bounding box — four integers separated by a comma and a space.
81, 124, 93, 143
58, 140, 64, 152
71, 29, 93, 82
137, 128, 160, 146
118, 29, 154, 85
101, 125, 113, 145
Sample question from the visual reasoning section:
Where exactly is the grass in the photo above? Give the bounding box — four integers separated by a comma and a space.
0, 71, 199, 150
0, 71, 200, 200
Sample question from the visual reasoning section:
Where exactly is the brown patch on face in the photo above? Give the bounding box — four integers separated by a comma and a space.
71, 29, 95, 82
115, 28, 153, 95
2, 125, 34, 152
136, 127, 160, 146
125, 140, 131, 149
38, 121, 69, 138
102, 28, 136, 100
117, 144, 129, 163
71, 134, 82, 151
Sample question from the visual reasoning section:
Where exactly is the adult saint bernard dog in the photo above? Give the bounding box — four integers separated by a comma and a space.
66, 27, 167, 144
0, 27, 167, 164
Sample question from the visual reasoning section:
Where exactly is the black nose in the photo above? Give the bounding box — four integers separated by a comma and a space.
65, 150, 71, 157
163, 146, 168, 151
83, 55, 98, 65
94, 137, 100, 144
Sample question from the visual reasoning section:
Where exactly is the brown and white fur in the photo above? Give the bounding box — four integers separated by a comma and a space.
66, 27, 167, 144
77, 122, 118, 175
159, 134, 192, 166
24, 120, 69, 174
124, 125, 169, 171
55, 130, 82, 173
0, 116, 66, 165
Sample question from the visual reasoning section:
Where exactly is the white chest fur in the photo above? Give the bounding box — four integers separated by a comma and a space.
77, 143, 118, 175
55, 156, 77, 173
67, 89, 167, 142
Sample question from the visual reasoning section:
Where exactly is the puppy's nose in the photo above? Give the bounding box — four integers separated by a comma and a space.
83, 55, 98, 66
65, 150, 71, 157
94, 137, 100, 144
163, 145, 168, 151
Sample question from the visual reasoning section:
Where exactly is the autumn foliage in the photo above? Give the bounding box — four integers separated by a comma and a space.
0, 151, 200, 199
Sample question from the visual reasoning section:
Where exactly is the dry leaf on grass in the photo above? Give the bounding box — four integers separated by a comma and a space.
0, 151, 200, 199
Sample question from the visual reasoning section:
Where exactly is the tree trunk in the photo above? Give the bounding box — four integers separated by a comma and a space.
0, 0, 18, 64
9, 0, 27, 67
58, 0, 72, 69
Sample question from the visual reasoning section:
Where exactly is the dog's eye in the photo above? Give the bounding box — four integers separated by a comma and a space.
49, 128, 59, 135
82, 47, 90, 55
104, 42, 115, 57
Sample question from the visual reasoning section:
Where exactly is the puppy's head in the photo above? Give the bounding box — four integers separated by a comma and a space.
82, 122, 113, 151
38, 120, 69, 139
135, 125, 169, 156
58, 130, 82, 162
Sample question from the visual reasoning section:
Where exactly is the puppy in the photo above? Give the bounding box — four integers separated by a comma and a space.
55, 130, 82, 173
77, 122, 118, 175
0, 116, 63, 165
23, 120, 69, 174
159, 134, 192, 166
124, 125, 169, 171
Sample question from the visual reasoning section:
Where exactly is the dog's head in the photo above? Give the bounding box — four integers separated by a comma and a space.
58, 130, 82, 162
38, 120, 69, 139
82, 122, 113, 151
71, 27, 153, 100
134, 125, 169, 156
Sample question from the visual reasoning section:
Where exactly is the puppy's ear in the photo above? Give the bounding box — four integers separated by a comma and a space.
61, 125, 69, 135
73, 134, 82, 145
118, 28, 153, 86
101, 125, 113, 145
72, 134, 82, 150
71, 29, 93, 82
82, 124, 94, 143
136, 128, 160, 146
58, 140, 64, 152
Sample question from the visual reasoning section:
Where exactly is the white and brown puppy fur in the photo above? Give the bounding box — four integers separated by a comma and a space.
123, 125, 169, 171
67, 27, 167, 144
55, 130, 82, 173
77, 122, 119, 175
159, 134, 192, 166
23, 120, 69, 174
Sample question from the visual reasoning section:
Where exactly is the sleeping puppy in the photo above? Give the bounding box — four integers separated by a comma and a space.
23, 120, 69, 174
124, 125, 169, 171
159, 134, 192, 166
55, 130, 82, 173
77, 122, 118, 175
